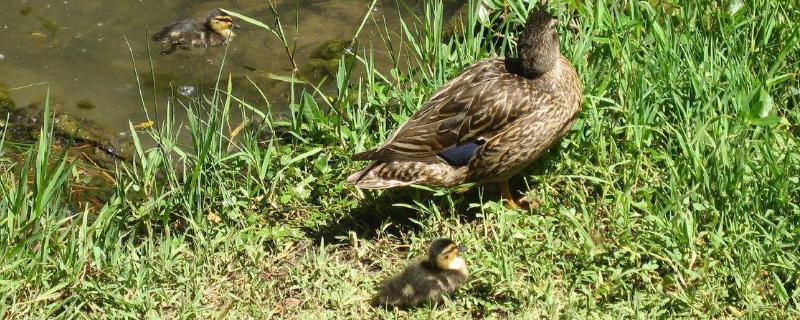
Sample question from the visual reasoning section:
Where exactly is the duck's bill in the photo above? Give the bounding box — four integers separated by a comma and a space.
233, 24, 242, 29
457, 245, 467, 253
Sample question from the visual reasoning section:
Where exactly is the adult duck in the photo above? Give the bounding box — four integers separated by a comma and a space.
348, 10, 582, 208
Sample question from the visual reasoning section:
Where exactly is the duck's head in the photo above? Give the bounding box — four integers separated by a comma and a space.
517, 10, 559, 77
206, 9, 237, 39
428, 238, 467, 273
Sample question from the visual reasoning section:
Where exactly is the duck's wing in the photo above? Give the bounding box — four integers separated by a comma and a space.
353, 58, 530, 163
152, 22, 181, 41
152, 19, 202, 43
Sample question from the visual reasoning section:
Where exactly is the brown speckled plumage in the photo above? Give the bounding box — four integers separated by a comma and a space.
348, 10, 582, 206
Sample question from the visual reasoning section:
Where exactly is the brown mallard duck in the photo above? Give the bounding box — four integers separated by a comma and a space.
347, 10, 582, 208
152, 8, 238, 55
374, 238, 468, 308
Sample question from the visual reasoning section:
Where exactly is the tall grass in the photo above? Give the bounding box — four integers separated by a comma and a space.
1, 0, 799, 318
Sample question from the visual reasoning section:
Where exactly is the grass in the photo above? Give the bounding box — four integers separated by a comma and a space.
1, 0, 799, 318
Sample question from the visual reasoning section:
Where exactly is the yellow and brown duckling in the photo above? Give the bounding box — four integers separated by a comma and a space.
152, 8, 238, 55
347, 10, 582, 208
374, 238, 468, 308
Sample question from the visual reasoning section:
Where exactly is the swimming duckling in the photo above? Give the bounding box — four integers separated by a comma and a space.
374, 238, 468, 308
348, 10, 582, 209
152, 8, 238, 55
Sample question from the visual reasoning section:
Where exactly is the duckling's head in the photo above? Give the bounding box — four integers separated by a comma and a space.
428, 238, 467, 272
206, 9, 236, 39
517, 10, 559, 77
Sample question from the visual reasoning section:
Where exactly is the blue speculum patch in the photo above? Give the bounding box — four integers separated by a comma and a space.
437, 139, 485, 166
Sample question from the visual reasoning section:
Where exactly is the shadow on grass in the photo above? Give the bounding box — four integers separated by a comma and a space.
305, 188, 429, 243
305, 145, 572, 244
304, 185, 509, 244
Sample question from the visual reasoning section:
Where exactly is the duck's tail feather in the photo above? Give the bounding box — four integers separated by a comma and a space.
352, 148, 442, 163
152, 24, 175, 41
152, 30, 168, 42
346, 162, 414, 189
346, 161, 462, 189
351, 149, 376, 161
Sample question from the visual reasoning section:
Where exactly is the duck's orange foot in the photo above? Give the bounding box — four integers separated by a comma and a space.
499, 181, 539, 211
515, 194, 541, 211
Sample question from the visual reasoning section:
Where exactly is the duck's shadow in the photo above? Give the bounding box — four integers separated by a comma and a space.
307, 146, 566, 243
305, 188, 445, 243
305, 180, 532, 244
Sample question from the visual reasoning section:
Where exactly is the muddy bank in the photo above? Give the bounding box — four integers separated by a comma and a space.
1, 87, 135, 210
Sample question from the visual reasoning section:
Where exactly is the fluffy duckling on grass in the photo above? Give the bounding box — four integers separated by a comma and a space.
374, 238, 469, 308
152, 8, 238, 55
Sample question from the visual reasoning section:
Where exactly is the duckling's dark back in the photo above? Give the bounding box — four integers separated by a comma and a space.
152, 19, 199, 42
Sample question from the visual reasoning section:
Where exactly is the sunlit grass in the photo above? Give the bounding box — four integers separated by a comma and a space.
1, 0, 799, 318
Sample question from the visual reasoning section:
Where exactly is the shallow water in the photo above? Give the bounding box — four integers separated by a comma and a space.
0, 0, 453, 130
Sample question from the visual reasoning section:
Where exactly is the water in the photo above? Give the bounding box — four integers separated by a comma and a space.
0, 0, 452, 130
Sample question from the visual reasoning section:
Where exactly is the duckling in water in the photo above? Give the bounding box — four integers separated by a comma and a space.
374, 238, 468, 308
348, 10, 582, 208
152, 8, 238, 55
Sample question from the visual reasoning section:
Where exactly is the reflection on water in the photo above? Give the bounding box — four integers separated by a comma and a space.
0, 0, 452, 130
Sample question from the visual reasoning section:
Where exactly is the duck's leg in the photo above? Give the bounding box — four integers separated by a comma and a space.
517, 194, 540, 210
500, 180, 540, 210
499, 180, 517, 209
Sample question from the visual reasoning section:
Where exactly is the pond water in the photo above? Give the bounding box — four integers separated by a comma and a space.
0, 0, 458, 130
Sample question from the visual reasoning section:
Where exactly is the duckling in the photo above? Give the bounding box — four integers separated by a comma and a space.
347, 10, 582, 208
152, 8, 238, 55
374, 238, 468, 308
